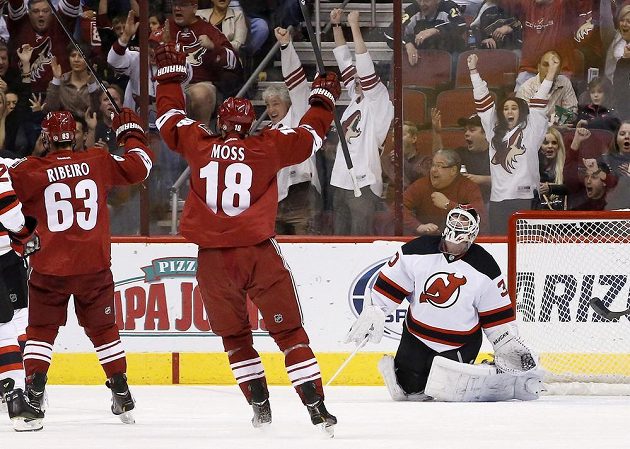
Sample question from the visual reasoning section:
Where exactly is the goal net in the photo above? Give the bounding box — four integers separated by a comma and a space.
508, 211, 630, 394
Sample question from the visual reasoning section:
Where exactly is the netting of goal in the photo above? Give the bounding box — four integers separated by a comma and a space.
508, 211, 630, 395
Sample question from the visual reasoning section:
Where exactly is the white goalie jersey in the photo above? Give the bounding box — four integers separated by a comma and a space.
0, 159, 25, 256
371, 235, 515, 352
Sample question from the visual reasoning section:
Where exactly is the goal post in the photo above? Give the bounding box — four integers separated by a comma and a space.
508, 210, 630, 394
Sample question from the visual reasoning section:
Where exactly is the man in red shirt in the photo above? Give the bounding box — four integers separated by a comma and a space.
7, 108, 154, 426
7, 0, 81, 95
155, 43, 340, 435
167, 0, 242, 125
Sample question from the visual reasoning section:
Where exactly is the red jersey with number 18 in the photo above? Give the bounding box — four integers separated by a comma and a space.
156, 83, 333, 248
7, 139, 153, 276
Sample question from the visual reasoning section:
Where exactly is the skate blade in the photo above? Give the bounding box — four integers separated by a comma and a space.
118, 411, 135, 424
317, 422, 335, 438
12, 417, 43, 432
252, 420, 272, 430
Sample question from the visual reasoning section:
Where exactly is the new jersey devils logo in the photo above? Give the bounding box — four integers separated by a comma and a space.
419, 272, 467, 308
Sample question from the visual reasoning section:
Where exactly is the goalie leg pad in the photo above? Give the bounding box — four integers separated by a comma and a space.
424, 356, 544, 402
377, 355, 432, 402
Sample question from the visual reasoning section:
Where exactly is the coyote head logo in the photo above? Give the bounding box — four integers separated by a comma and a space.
342, 110, 362, 143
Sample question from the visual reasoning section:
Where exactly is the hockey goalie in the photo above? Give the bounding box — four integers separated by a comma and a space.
346, 205, 544, 402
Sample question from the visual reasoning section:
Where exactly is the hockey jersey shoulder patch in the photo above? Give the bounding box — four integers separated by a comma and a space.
401, 235, 441, 256
462, 244, 501, 280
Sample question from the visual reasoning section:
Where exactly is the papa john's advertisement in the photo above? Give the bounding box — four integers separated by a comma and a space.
54, 241, 508, 353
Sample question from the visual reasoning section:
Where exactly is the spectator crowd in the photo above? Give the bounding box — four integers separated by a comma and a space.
1, 0, 628, 237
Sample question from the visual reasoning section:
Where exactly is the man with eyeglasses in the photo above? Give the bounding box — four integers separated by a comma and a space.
167, 0, 242, 126
402, 149, 486, 235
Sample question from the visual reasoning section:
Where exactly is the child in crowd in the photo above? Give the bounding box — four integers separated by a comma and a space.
574, 77, 620, 132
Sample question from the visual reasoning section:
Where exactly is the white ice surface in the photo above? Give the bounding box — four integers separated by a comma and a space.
2, 386, 629, 449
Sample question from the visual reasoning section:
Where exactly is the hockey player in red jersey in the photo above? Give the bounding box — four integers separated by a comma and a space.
346, 205, 544, 402
0, 164, 43, 431
5, 108, 154, 426
154, 42, 340, 435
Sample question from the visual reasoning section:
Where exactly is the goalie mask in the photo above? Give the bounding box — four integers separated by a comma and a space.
42, 111, 76, 151
217, 97, 256, 136
440, 205, 480, 256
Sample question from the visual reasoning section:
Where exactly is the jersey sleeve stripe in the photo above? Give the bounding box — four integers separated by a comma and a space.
479, 305, 515, 328
341, 66, 357, 85
406, 312, 482, 346
360, 73, 380, 91
155, 108, 186, 131
475, 94, 493, 112
284, 66, 306, 90
529, 99, 549, 109
373, 273, 409, 304
0, 196, 19, 216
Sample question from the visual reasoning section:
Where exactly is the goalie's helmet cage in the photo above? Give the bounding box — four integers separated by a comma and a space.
42, 110, 76, 143
441, 205, 480, 249
217, 97, 256, 136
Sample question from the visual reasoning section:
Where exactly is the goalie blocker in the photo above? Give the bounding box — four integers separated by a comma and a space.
346, 205, 543, 402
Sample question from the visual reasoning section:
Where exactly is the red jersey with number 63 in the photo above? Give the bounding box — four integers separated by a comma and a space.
6, 139, 153, 276
156, 83, 333, 248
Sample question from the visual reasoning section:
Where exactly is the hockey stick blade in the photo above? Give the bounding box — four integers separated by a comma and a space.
589, 297, 630, 320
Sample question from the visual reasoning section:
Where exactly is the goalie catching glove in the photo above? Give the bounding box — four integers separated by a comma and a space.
154, 43, 188, 84
112, 108, 147, 146
309, 72, 341, 112
9, 216, 40, 258
486, 323, 538, 375
345, 304, 386, 344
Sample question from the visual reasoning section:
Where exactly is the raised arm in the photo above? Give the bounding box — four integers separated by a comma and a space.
331, 8, 346, 48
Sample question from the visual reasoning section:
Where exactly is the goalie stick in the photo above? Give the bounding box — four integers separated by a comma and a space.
45, 0, 121, 114
589, 297, 630, 320
298, 0, 362, 197
325, 335, 369, 386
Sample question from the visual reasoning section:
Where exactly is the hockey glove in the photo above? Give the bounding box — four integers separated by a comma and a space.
344, 304, 386, 344
9, 216, 40, 258
309, 71, 341, 112
112, 108, 148, 146
154, 43, 188, 84
488, 324, 538, 375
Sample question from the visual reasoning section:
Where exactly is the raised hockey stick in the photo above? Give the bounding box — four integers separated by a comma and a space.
589, 297, 630, 320
325, 335, 369, 386
45, 0, 121, 114
298, 0, 362, 197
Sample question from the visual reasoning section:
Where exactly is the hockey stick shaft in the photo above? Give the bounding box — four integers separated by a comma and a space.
589, 297, 630, 320
325, 335, 369, 386
298, 0, 362, 197
45, 0, 121, 114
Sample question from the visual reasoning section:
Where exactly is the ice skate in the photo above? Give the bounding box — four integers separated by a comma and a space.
25, 372, 48, 411
1, 379, 44, 432
248, 379, 271, 428
300, 381, 337, 438
251, 399, 272, 428
105, 373, 135, 424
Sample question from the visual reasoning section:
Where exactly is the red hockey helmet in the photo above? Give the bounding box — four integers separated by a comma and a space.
217, 97, 256, 135
42, 111, 76, 144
